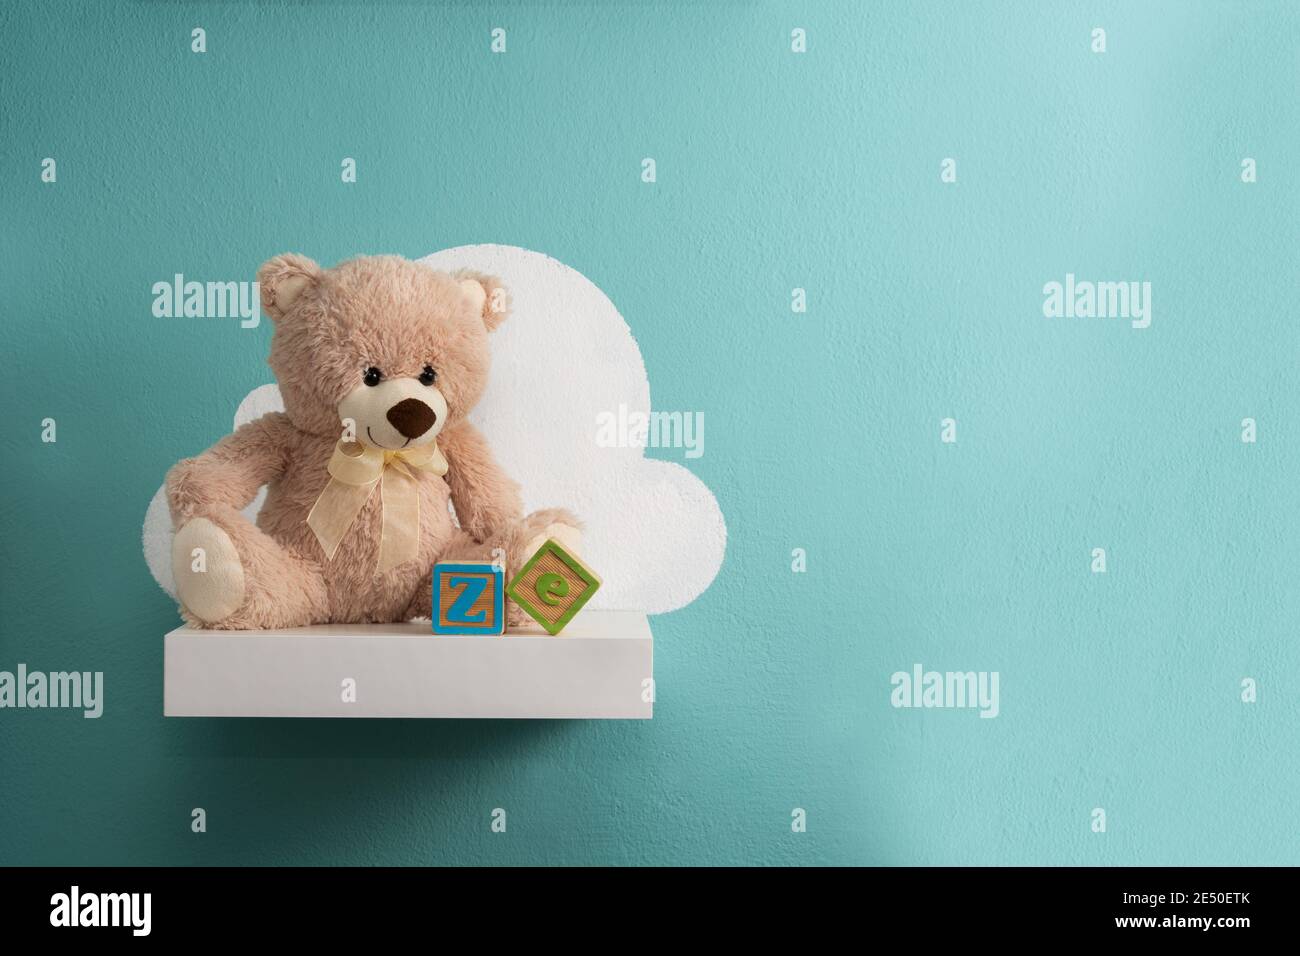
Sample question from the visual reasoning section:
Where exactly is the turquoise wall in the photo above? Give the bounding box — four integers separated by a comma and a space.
2, 0, 1297, 865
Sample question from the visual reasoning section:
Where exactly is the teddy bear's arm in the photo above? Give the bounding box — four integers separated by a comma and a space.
439, 420, 524, 542
165, 412, 295, 525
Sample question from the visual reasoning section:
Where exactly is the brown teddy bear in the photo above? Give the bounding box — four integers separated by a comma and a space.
165, 253, 581, 629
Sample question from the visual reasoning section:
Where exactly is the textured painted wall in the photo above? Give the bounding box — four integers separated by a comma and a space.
1, 1, 1297, 865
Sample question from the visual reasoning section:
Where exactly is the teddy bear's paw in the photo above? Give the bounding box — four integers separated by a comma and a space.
172, 517, 246, 625
522, 521, 583, 563
506, 600, 532, 629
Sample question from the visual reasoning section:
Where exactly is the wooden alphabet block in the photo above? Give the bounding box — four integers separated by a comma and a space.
506, 538, 601, 635
432, 562, 505, 635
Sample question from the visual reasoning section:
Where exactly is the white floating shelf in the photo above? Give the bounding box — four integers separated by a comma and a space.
164, 610, 652, 719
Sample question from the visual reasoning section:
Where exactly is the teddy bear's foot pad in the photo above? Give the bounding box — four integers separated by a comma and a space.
172, 517, 246, 624
163, 611, 652, 719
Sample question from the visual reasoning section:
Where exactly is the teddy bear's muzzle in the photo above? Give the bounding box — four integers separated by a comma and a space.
386, 397, 438, 439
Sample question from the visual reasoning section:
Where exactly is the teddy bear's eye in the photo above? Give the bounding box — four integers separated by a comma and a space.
363, 367, 383, 387
419, 365, 437, 386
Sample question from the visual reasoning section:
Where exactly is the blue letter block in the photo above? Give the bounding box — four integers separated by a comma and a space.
432, 562, 505, 635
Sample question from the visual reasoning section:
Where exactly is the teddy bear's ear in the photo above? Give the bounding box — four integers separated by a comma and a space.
453, 270, 511, 332
257, 253, 323, 322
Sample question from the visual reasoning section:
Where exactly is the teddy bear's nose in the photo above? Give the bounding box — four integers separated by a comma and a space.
386, 398, 437, 439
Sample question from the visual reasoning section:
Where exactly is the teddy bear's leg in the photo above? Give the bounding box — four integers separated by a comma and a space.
403, 508, 582, 623
172, 505, 328, 630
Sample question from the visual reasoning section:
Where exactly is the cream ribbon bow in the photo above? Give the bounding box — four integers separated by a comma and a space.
307, 440, 449, 573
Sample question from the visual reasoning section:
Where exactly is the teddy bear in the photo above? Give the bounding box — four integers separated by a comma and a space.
165, 253, 582, 630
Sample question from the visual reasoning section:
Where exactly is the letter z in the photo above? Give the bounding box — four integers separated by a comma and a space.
447, 575, 488, 623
